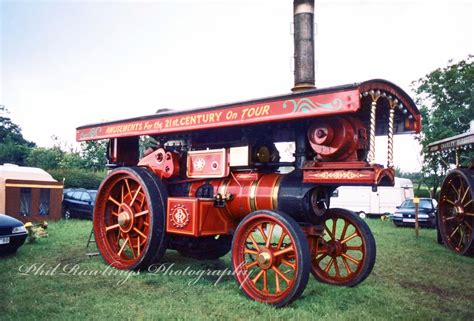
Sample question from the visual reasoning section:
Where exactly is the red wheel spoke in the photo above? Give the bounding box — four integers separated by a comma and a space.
449, 224, 461, 239
137, 237, 141, 256
464, 221, 473, 231
246, 260, 259, 269
133, 227, 148, 240
248, 234, 260, 250
346, 245, 363, 251
341, 253, 360, 265
134, 210, 149, 218
316, 253, 328, 263
117, 237, 129, 256
341, 232, 358, 244
464, 199, 473, 207
444, 216, 456, 221
112, 211, 119, 217
334, 258, 341, 278
332, 218, 337, 239
257, 225, 267, 244
105, 224, 120, 232
340, 220, 349, 241
457, 233, 464, 249
461, 186, 470, 204
265, 223, 275, 247
275, 273, 281, 293
445, 198, 456, 206
274, 245, 294, 257
108, 196, 121, 207
324, 225, 334, 240
127, 237, 136, 258
281, 258, 296, 270
124, 179, 132, 198
244, 248, 258, 255
130, 186, 142, 206
450, 182, 460, 198
465, 212, 474, 216
272, 266, 290, 284
324, 257, 334, 273
252, 269, 264, 285
341, 256, 352, 275
276, 231, 286, 249
262, 270, 268, 293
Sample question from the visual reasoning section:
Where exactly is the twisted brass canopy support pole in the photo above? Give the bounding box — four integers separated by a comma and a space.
367, 91, 381, 165
387, 100, 397, 168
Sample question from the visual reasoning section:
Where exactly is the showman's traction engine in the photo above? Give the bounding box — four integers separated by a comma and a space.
76, 0, 421, 307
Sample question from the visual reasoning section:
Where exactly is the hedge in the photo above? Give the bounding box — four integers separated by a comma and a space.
49, 168, 106, 189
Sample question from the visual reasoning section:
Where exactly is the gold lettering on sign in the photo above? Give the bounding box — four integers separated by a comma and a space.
105, 122, 144, 134
241, 105, 270, 120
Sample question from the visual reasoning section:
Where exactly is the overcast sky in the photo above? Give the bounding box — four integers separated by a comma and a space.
1, 0, 472, 172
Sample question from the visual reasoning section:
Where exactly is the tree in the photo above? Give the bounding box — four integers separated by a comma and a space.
26, 147, 64, 170
0, 106, 35, 165
0, 139, 32, 166
80, 140, 107, 171
59, 152, 87, 169
412, 55, 474, 197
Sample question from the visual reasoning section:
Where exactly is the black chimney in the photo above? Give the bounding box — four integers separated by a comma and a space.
292, 0, 315, 92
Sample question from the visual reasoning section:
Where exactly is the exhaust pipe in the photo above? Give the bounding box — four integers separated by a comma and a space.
292, 0, 315, 92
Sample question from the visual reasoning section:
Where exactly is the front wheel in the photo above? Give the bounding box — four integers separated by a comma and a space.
231, 210, 310, 307
311, 208, 376, 287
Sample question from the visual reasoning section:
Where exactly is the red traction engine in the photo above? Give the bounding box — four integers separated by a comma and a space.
77, 79, 421, 306
428, 128, 474, 256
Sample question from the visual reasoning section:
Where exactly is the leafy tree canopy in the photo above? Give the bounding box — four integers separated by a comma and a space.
0, 105, 35, 147
0, 106, 36, 165
412, 55, 474, 196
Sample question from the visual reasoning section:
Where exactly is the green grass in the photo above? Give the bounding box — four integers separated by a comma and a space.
1, 219, 473, 321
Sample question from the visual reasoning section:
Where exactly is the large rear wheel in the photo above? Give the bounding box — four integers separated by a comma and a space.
438, 169, 474, 256
311, 208, 376, 286
231, 210, 310, 307
93, 167, 168, 270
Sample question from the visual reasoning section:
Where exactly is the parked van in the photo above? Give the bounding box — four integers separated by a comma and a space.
330, 177, 414, 218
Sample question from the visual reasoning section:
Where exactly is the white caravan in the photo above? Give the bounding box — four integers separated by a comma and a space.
329, 177, 414, 217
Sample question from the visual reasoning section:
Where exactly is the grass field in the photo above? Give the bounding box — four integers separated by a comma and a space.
1, 219, 473, 321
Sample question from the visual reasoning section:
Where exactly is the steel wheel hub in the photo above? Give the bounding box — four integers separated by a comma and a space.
328, 240, 345, 257
118, 203, 134, 232
257, 250, 273, 269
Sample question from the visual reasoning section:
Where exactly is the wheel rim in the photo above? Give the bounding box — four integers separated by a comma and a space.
95, 172, 151, 268
312, 213, 366, 284
438, 171, 474, 255
65, 209, 70, 220
233, 214, 300, 304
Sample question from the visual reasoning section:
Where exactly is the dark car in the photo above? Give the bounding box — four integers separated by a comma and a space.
62, 188, 97, 220
0, 214, 28, 255
392, 198, 438, 228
